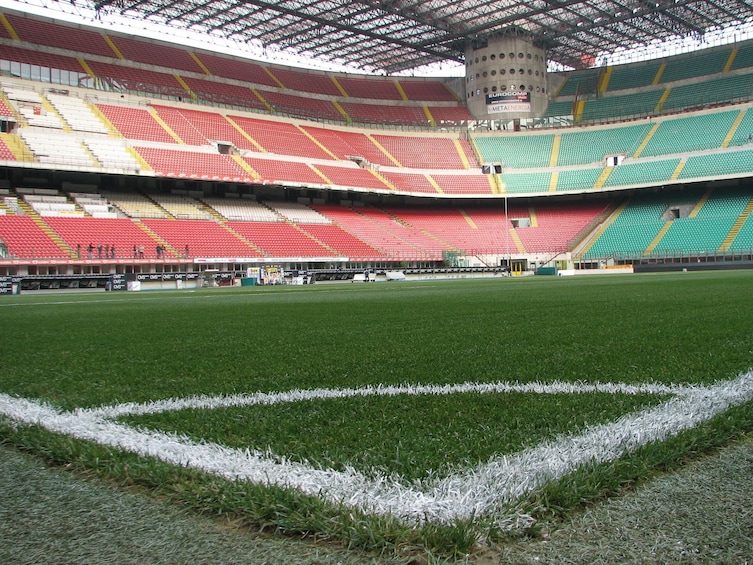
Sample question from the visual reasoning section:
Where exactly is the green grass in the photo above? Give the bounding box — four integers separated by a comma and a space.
123, 391, 665, 483
2, 271, 753, 558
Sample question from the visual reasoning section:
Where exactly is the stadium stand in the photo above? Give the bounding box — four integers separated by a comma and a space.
178, 77, 269, 113
637, 111, 739, 157
398, 80, 458, 102
475, 134, 555, 169
557, 124, 653, 166
84, 61, 187, 98
606, 61, 664, 92
105, 35, 206, 75
0, 214, 71, 258
228, 221, 339, 257
338, 101, 431, 127
242, 156, 327, 186
268, 68, 342, 97
133, 146, 254, 182
228, 115, 334, 159
2, 11, 115, 57
310, 204, 431, 259
1, 9, 753, 274
371, 135, 476, 169
192, 52, 279, 87
294, 222, 385, 260
95, 104, 176, 144
141, 218, 265, 258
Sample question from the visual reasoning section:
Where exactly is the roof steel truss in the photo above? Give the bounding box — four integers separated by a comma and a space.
88, 0, 753, 73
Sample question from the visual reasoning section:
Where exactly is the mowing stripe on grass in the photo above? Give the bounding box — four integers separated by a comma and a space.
1, 373, 752, 528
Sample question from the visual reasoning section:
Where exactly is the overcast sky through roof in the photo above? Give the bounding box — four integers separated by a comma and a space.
2, 0, 753, 76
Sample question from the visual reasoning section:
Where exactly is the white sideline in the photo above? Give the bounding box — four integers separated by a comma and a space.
1, 373, 752, 528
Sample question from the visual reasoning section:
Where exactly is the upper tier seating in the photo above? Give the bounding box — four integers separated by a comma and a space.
398, 80, 458, 102
727, 107, 753, 147
97, 139, 141, 172
258, 90, 344, 122
659, 48, 731, 84
555, 168, 604, 192
336, 77, 402, 100
106, 35, 205, 74
606, 61, 664, 92
731, 43, 753, 71
84, 61, 186, 98
660, 74, 753, 113
3, 86, 63, 128
23, 193, 78, 217
381, 172, 440, 194
380, 171, 494, 195
268, 68, 341, 96
192, 52, 279, 87
553, 69, 600, 97
0, 136, 17, 160
339, 102, 430, 127
3, 12, 115, 57
431, 173, 495, 195
579, 90, 664, 123
179, 77, 268, 113
0, 45, 86, 75
428, 106, 475, 124
69, 193, 115, 218
679, 150, 753, 181
499, 171, 551, 194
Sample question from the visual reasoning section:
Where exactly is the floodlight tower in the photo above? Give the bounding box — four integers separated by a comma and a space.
482, 163, 509, 272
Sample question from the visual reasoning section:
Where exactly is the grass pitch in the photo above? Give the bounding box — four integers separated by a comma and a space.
2, 271, 753, 558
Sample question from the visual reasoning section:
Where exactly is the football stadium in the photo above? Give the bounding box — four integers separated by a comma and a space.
1, 0, 753, 561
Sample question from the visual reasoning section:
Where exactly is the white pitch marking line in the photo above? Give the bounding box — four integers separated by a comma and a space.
80, 379, 691, 419
1, 373, 752, 528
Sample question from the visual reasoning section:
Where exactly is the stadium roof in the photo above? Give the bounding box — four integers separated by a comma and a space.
80, 0, 753, 74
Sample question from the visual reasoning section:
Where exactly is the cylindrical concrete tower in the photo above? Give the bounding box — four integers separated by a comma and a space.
464, 34, 548, 123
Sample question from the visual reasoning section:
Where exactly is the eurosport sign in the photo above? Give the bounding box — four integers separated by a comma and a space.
486, 91, 530, 114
